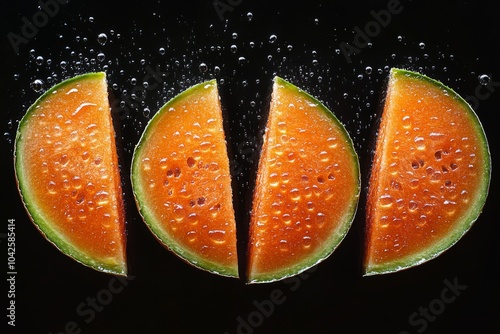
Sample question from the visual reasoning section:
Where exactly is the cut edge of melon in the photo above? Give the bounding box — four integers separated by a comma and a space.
247, 76, 361, 284
131, 79, 239, 278
363, 68, 492, 276
14, 72, 128, 276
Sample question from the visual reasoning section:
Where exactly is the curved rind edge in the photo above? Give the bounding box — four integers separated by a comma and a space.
130, 79, 238, 278
14, 72, 127, 276
248, 77, 361, 284
364, 68, 492, 276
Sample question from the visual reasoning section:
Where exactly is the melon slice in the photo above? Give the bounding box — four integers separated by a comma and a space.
14, 72, 127, 275
247, 77, 361, 283
131, 80, 238, 277
364, 68, 491, 276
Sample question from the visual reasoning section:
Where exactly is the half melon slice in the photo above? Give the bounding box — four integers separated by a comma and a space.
364, 68, 491, 275
14, 72, 127, 275
247, 77, 361, 283
131, 80, 238, 277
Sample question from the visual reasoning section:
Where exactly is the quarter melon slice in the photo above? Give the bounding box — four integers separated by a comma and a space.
247, 77, 361, 283
14, 72, 127, 275
364, 68, 491, 275
131, 80, 238, 277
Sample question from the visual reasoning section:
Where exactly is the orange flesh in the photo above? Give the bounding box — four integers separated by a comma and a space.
18, 74, 126, 270
366, 71, 488, 270
248, 79, 359, 280
135, 82, 237, 272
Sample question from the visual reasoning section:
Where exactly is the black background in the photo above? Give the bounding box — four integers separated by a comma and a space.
1, 0, 499, 333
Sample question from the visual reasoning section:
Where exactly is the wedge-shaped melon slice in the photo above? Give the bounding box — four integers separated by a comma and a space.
247, 77, 361, 283
364, 68, 491, 275
131, 80, 238, 277
14, 72, 127, 275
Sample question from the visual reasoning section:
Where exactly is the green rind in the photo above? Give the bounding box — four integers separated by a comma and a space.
14, 72, 127, 276
131, 79, 238, 278
248, 77, 361, 283
364, 68, 492, 276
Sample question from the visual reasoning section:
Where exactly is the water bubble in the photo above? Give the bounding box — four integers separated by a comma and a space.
414, 136, 425, 150
199, 62, 208, 73
379, 194, 394, 208
408, 200, 418, 212
159, 47, 165, 55
238, 56, 246, 65
97, 33, 107, 45
31, 79, 44, 92
97, 52, 105, 62
232, 32, 238, 39
279, 239, 289, 252
478, 74, 491, 85
365, 66, 373, 75
290, 188, 300, 201
303, 236, 312, 249
209, 230, 226, 244
247, 12, 253, 21
94, 190, 109, 205
35, 56, 44, 66
187, 230, 197, 242
230, 44, 237, 53
419, 42, 426, 49
46, 181, 57, 195
173, 204, 185, 222
402, 115, 411, 128
269, 34, 277, 43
